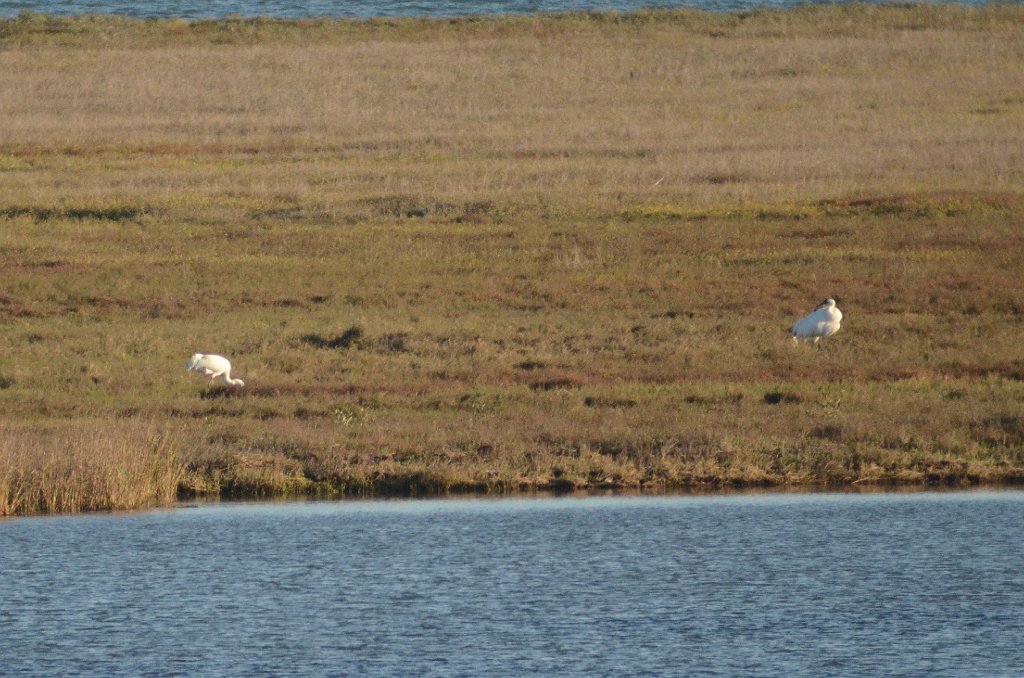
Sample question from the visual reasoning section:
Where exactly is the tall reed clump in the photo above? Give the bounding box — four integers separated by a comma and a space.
0, 423, 184, 516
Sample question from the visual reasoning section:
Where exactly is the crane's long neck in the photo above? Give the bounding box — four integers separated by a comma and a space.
223, 369, 243, 387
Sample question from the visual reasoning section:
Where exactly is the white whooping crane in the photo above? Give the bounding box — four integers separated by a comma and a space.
187, 353, 245, 387
791, 298, 843, 347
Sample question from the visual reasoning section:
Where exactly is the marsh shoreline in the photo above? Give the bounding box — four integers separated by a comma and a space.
1, 5, 1023, 515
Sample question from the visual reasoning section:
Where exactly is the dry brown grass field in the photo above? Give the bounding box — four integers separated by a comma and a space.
1, 5, 1023, 514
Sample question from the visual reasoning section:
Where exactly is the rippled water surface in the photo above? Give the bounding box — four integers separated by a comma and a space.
0, 0, 994, 19
2, 492, 1023, 676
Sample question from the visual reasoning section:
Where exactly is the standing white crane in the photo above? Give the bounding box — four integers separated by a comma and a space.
791, 298, 843, 348
186, 353, 245, 387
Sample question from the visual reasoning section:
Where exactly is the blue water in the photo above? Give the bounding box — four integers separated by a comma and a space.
1, 491, 1022, 676
0, 0, 1000, 20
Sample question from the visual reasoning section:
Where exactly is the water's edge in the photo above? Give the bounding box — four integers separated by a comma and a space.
7, 481, 1022, 521
0, 0, 994, 21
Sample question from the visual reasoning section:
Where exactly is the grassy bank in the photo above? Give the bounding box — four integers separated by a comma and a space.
1, 5, 1023, 514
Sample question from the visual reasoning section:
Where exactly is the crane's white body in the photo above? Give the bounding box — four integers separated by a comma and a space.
187, 353, 245, 387
792, 298, 842, 347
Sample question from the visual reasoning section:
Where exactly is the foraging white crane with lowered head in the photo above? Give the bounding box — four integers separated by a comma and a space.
791, 298, 843, 347
187, 353, 245, 387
